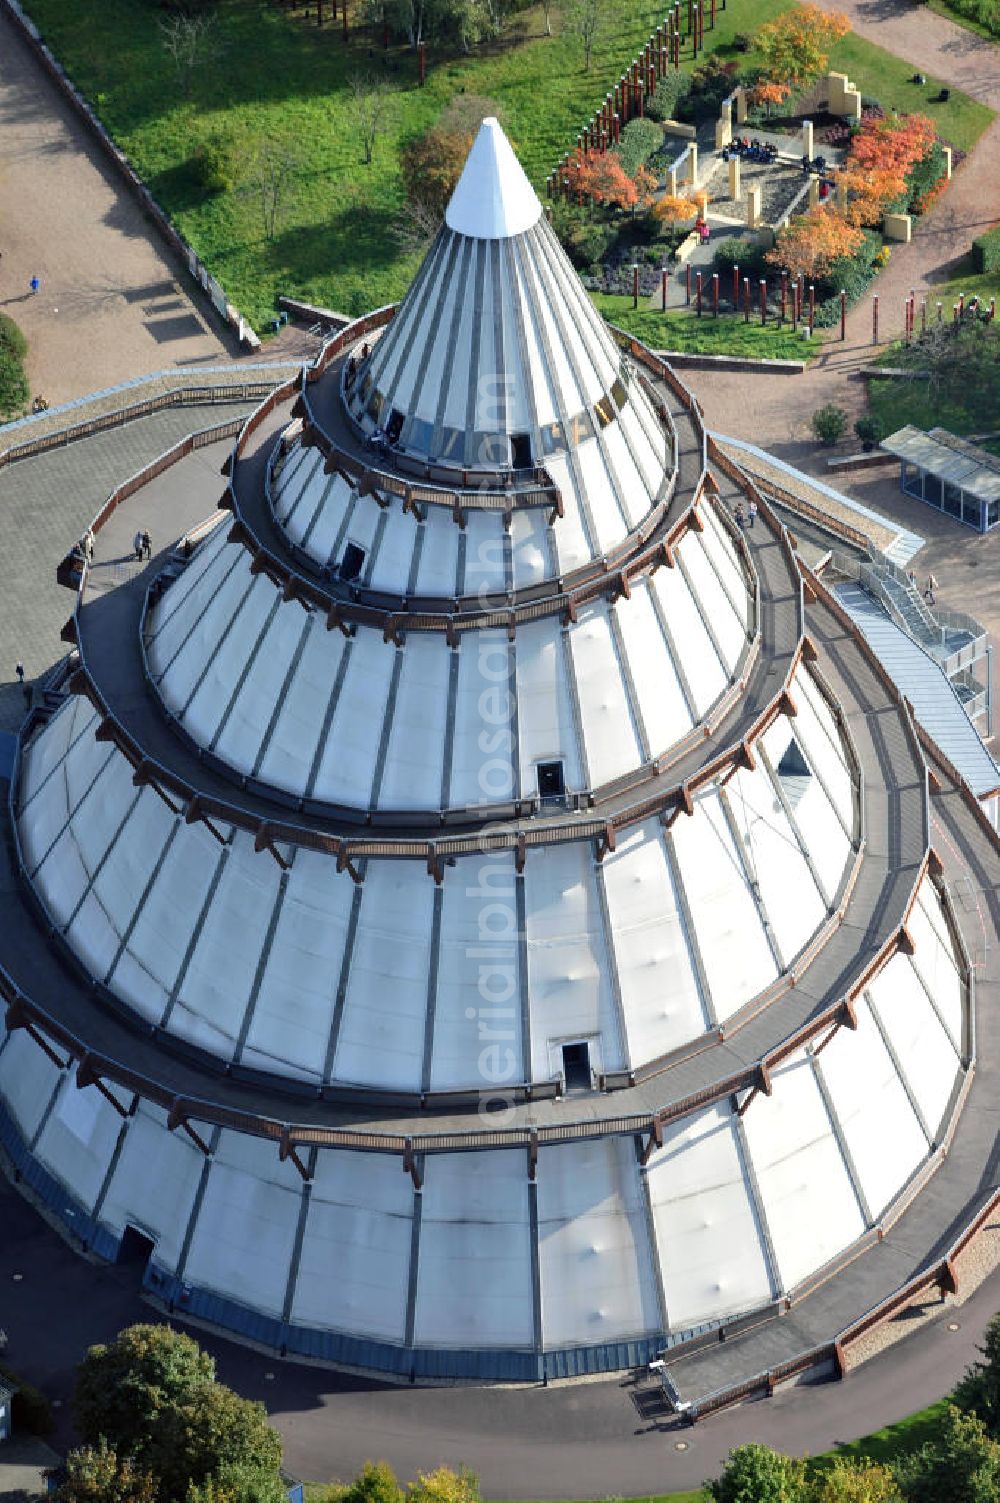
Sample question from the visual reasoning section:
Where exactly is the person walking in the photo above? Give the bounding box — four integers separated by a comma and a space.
747, 499, 758, 529
141, 529, 152, 561
133, 530, 143, 561
29, 276, 39, 295
925, 572, 938, 604
734, 501, 746, 529
15, 662, 24, 685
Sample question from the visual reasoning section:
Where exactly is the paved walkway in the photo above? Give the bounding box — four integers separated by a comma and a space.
0, 7, 234, 406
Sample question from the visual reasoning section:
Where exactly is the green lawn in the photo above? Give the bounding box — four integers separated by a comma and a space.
822, 32, 993, 152
592, 294, 821, 360
925, 0, 1000, 42
19, 0, 993, 330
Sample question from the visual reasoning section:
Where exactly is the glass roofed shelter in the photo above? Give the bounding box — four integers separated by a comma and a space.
883, 425, 1000, 533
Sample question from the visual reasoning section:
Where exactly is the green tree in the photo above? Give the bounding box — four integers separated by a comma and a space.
185, 1462, 289, 1503
406, 1467, 480, 1503
74, 1325, 214, 1461
894, 1404, 1000, 1503
811, 404, 849, 445
54, 1442, 158, 1503
808, 1458, 903, 1503
341, 1462, 405, 1503
708, 1443, 807, 1503
563, 0, 603, 72
955, 1313, 1000, 1437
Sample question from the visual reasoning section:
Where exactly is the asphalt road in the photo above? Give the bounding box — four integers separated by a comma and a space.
1, 1174, 998, 1497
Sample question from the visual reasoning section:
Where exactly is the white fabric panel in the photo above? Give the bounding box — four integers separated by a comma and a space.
761, 714, 851, 900
275, 447, 324, 530
569, 604, 641, 787
547, 453, 591, 577
312, 631, 395, 807
334, 491, 380, 564
297, 475, 353, 564
742, 1055, 865, 1292
575, 437, 624, 556
146, 521, 231, 655
461, 511, 506, 597
171, 836, 281, 1061
257, 614, 338, 795
66, 788, 176, 985
601, 420, 651, 529
184, 1132, 301, 1317
414, 505, 460, 597
367, 505, 418, 594
395, 248, 451, 423
524, 841, 621, 1077
867, 955, 956, 1138
671, 792, 778, 1020
792, 670, 855, 830
100, 1103, 203, 1269
537, 1137, 659, 1347
651, 565, 728, 715
19, 713, 104, 875
699, 503, 751, 626
614, 584, 692, 760
647, 1104, 772, 1329
182, 574, 276, 747
728, 762, 827, 963
243, 848, 354, 1081
19, 696, 82, 808
601, 821, 707, 1064
516, 244, 565, 432
818, 1004, 927, 1219
377, 636, 450, 810
441, 244, 478, 432
333, 862, 435, 1088
35, 1075, 125, 1208
430, 853, 523, 1090
154, 548, 252, 711
292, 1150, 412, 1341
448, 630, 515, 807
909, 885, 964, 1053
678, 532, 747, 671
509, 508, 550, 591
213, 599, 312, 777
0, 1030, 62, 1142
110, 818, 223, 1023
414, 1151, 533, 1348
516, 618, 583, 794
33, 752, 137, 935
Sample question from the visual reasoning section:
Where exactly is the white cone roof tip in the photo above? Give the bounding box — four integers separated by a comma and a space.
445, 117, 543, 240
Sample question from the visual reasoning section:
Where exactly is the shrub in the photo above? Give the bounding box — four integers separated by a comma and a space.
907, 141, 947, 213
615, 117, 663, 177
714, 235, 769, 281
192, 136, 236, 194
854, 414, 886, 447
676, 56, 739, 123
972, 225, 1000, 273
0, 314, 29, 419
550, 205, 617, 269
708, 1443, 806, 1503
812, 404, 848, 445
646, 73, 691, 122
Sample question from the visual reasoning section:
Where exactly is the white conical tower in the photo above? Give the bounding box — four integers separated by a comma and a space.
444, 116, 543, 238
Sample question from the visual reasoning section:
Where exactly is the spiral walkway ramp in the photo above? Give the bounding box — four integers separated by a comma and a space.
1, 121, 997, 1401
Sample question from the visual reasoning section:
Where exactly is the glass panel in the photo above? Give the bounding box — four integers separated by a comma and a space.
943, 481, 962, 519
540, 421, 567, 457
366, 388, 385, 423
924, 473, 943, 507
472, 432, 510, 467
987, 500, 1000, 530
406, 417, 434, 453
962, 491, 982, 529
437, 426, 463, 462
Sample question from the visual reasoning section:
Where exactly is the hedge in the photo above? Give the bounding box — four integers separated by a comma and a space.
972, 226, 1000, 274
0, 313, 29, 419
614, 117, 663, 178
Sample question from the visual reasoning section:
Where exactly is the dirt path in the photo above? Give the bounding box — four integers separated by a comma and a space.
0, 8, 234, 407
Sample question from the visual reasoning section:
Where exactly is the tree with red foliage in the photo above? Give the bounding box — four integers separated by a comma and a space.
766, 206, 864, 281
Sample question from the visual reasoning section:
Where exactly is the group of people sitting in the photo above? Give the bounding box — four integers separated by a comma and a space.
722, 137, 778, 164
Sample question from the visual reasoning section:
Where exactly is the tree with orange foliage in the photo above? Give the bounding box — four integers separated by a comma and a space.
756, 3, 850, 89
653, 193, 699, 227
752, 80, 791, 118
839, 112, 939, 226
766, 206, 864, 281
566, 152, 638, 212
633, 164, 658, 214
400, 128, 474, 218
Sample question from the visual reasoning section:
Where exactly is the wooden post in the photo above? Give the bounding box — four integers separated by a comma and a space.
936, 299, 943, 323
692, 3, 699, 53
696, 270, 702, 315
921, 296, 927, 333
661, 267, 668, 311
808, 283, 815, 335
383, 17, 389, 46
732, 263, 739, 309
632, 263, 640, 310
316, 0, 323, 25
904, 296, 910, 345
342, 0, 348, 39
759, 278, 766, 324
743, 275, 750, 323
840, 288, 847, 340
417, 38, 426, 82
710, 0, 715, 26
686, 263, 692, 305
872, 293, 879, 345
712, 273, 719, 316
780, 268, 788, 323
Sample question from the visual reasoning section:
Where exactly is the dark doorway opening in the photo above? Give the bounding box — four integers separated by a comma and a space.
340, 542, 366, 582
537, 760, 566, 800
562, 1041, 592, 1092
118, 1224, 154, 1270
510, 432, 532, 470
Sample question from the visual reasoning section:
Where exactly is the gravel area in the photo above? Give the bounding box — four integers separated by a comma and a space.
704, 157, 810, 223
